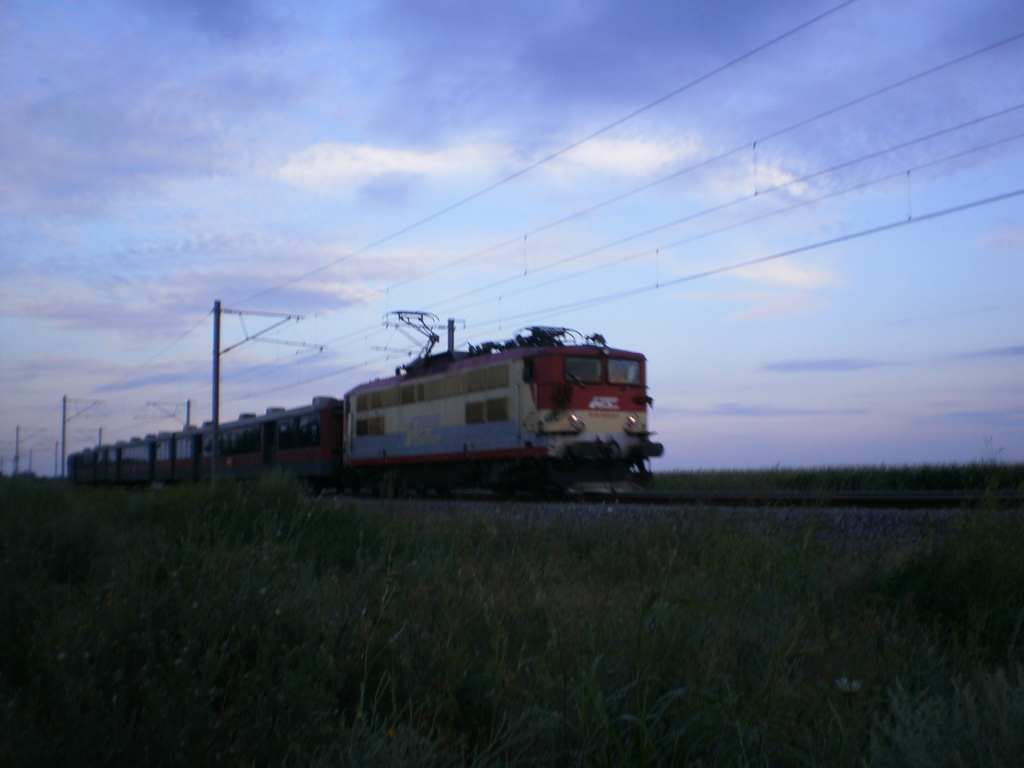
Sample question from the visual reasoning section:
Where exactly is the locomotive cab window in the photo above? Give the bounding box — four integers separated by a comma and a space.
565, 356, 602, 384
608, 358, 641, 385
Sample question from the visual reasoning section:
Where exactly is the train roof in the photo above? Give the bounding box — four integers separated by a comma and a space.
345, 327, 645, 397
70, 396, 342, 458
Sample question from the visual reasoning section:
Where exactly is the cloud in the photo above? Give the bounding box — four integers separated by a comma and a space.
729, 260, 840, 288
726, 291, 828, 322
0, 3, 305, 217
761, 358, 884, 373
558, 136, 702, 177
93, 369, 207, 395
147, 0, 283, 42
983, 223, 1024, 254
687, 402, 868, 418
916, 405, 1024, 427
277, 142, 506, 195
2, 258, 380, 340
954, 344, 1024, 360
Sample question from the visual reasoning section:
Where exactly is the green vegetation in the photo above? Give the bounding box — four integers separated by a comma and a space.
651, 462, 1024, 493
2, 473, 1023, 766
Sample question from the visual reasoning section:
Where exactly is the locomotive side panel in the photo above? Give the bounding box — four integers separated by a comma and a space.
346, 360, 534, 465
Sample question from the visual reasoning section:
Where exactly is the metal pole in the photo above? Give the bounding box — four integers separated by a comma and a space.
186, 399, 192, 428
61, 395, 67, 478
54, 441, 58, 477
14, 425, 19, 476
98, 427, 103, 447
212, 300, 221, 485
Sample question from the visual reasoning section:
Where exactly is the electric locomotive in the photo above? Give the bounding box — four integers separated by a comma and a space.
344, 323, 663, 494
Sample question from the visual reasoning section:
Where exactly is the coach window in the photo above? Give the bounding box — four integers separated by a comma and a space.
156, 440, 171, 461
176, 436, 193, 459
298, 415, 320, 447
278, 418, 297, 450
565, 356, 602, 384
608, 358, 641, 385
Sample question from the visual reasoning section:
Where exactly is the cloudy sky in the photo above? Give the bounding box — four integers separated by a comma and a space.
1, 0, 1022, 473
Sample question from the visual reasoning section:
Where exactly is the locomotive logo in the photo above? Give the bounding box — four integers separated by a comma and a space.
588, 396, 619, 410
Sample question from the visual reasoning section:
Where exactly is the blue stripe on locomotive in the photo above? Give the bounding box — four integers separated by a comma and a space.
349, 415, 522, 461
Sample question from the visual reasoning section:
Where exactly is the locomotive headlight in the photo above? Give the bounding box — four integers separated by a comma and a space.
568, 412, 586, 432
624, 413, 640, 434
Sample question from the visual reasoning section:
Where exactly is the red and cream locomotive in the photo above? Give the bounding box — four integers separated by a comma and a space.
67, 318, 662, 493
345, 322, 662, 493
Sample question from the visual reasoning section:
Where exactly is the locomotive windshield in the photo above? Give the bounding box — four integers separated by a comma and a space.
565, 356, 642, 385
608, 358, 641, 385
565, 356, 603, 383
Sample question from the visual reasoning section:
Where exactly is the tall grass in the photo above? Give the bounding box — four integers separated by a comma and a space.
1, 474, 1022, 766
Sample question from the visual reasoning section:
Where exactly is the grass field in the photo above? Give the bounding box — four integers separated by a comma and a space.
2, 470, 1023, 766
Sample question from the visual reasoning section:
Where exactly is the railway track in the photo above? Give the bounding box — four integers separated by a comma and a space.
590, 488, 1024, 509
340, 488, 1021, 550
394, 487, 1023, 509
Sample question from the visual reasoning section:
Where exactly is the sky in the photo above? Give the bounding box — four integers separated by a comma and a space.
1, 0, 1022, 474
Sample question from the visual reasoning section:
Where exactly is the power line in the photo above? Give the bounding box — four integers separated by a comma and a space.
232, 0, 862, 307
464, 127, 1024, 315
210, 182, 1024, 405
431, 103, 1024, 313
480, 186, 1024, 332
369, 28, 1024, 296
89, 310, 212, 397
315, 104, 1024, 349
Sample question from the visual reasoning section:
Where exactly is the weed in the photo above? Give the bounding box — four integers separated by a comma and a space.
1, 476, 1022, 766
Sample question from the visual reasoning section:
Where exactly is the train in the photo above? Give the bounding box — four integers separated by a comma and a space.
68, 321, 663, 494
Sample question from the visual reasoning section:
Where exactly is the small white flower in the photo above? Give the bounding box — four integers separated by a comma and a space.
835, 677, 862, 693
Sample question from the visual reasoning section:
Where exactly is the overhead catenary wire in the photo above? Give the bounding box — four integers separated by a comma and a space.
306, 26, 1024, 356
231, 0, 863, 307
89, 310, 212, 396
211, 138, 1024, 409
314, 98, 1024, 350
460, 127, 1024, 315
157, 181, 1024, 413
474, 186, 1024, 334
214, 27, 1024, 356
431, 105, 1024, 315
349, 28, 1024, 296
